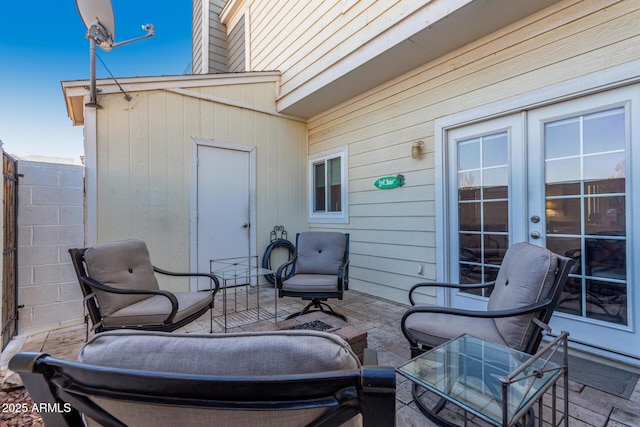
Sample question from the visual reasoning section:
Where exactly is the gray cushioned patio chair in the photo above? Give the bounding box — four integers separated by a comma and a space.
276, 232, 349, 321
401, 242, 573, 358
10, 330, 396, 427
69, 239, 219, 337
401, 242, 573, 426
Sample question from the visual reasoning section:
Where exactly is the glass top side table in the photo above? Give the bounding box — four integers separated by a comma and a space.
211, 257, 276, 332
397, 333, 569, 426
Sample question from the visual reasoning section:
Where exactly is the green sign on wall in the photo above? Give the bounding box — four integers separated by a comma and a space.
374, 174, 405, 189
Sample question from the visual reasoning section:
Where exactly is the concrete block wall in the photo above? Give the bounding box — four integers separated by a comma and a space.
17, 160, 84, 336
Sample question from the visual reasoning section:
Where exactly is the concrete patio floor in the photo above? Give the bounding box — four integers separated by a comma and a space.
2, 288, 640, 426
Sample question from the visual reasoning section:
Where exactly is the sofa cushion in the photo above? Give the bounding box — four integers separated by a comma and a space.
84, 240, 159, 317
487, 242, 558, 351
296, 232, 346, 275
79, 330, 361, 375
79, 330, 362, 427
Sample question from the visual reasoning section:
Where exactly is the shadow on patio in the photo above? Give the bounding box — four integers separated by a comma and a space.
2, 289, 639, 426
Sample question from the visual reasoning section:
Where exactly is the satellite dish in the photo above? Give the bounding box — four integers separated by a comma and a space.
76, 0, 154, 107
76, 0, 116, 50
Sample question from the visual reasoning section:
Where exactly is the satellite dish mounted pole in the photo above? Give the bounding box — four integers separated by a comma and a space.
76, 0, 154, 108
85, 20, 113, 108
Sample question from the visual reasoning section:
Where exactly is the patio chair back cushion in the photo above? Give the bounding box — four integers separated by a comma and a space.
487, 242, 558, 351
83, 240, 159, 317
295, 231, 347, 275
77, 330, 362, 427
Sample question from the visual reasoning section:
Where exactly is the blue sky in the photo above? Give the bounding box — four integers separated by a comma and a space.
0, 1, 193, 163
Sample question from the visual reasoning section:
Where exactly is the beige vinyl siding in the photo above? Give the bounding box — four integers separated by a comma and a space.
306, 0, 639, 303
227, 16, 246, 72
241, 0, 424, 100
208, 0, 228, 73
94, 80, 307, 291
193, 0, 228, 74
191, 0, 203, 74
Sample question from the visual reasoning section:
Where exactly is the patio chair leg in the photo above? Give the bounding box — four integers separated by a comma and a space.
412, 383, 459, 427
285, 299, 347, 322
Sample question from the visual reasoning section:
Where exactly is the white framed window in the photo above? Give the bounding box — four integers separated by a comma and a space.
309, 146, 348, 223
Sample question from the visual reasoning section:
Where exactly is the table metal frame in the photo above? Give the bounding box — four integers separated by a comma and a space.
397, 332, 569, 427
210, 256, 275, 332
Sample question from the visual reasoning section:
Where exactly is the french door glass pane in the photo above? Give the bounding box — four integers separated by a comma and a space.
458, 132, 509, 293
544, 107, 627, 325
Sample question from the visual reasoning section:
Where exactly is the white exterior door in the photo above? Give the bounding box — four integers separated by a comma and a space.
527, 88, 638, 359
194, 142, 254, 291
445, 86, 640, 361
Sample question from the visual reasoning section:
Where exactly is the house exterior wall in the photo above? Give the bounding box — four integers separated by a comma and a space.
306, 0, 640, 303
192, 0, 204, 73
222, 0, 422, 101
17, 160, 84, 335
227, 14, 246, 72
192, 0, 228, 74
91, 78, 307, 292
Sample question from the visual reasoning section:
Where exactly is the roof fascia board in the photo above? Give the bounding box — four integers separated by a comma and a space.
62, 71, 281, 96
220, 0, 245, 26
62, 71, 282, 125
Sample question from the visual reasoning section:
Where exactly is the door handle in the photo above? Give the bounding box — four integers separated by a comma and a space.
530, 231, 541, 239
242, 223, 249, 229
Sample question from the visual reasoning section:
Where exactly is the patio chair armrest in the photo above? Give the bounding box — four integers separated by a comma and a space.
402, 298, 553, 320
408, 281, 495, 305
360, 366, 396, 427
337, 259, 349, 291
80, 275, 180, 322
275, 253, 297, 289
153, 267, 220, 295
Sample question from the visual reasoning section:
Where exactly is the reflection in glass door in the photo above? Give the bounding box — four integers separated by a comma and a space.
542, 107, 627, 325
457, 131, 509, 296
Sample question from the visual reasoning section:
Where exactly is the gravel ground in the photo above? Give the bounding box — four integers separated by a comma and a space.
0, 375, 43, 427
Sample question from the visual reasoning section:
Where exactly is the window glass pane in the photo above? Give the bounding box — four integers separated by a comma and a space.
327, 157, 341, 212
585, 238, 626, 280
545, 117, 580, 159
546, 182, 580, 197
483, 201, 508, 232
484, 234, 507, 266
584, 152, 625, 184
482, 133, 508, 167
586, 279, 627, 325
483, 167, 508, 199
546, 197, 580, 234
584, 108, 625, 154
458, 138, 480, 170
458, 170, 481, 201
546, 158, 580, 186
459, 203, 481, 232
460, 234, 482, 264
314, 162, 325, 212
556, 277, 582, 317
584, 196, 625, 236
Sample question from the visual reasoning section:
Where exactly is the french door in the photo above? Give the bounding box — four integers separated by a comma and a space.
446, 86, 640, 360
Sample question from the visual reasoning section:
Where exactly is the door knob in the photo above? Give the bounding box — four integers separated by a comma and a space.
242, 223, 249, 229
530, 231, 541, 239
